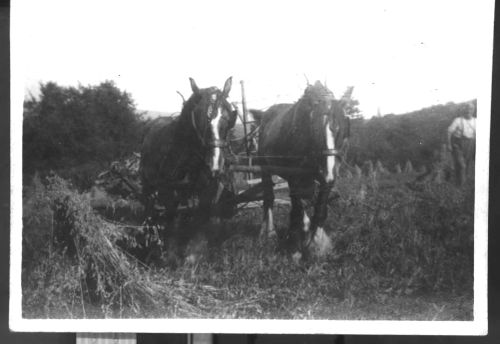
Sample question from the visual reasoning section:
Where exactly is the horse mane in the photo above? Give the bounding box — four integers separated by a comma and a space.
179, 91, 201, 120
303, 81, 335, 101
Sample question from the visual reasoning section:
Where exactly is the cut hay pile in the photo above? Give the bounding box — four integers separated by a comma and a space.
23, 175, 209, 317
23, 175, 163, 316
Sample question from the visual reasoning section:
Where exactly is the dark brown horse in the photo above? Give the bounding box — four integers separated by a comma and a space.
250, 81, 350, 261
140, 77, 237, 245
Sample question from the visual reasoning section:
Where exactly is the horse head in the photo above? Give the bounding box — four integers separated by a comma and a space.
300, 81, 350, 183
184, 77, 237, 176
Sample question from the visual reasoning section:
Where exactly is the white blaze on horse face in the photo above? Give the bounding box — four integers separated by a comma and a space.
210, 106, 222, 172
303, 212, 311, 232
325, 123, 336, 183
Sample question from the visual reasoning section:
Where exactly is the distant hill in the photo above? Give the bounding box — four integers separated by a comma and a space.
139, 110, 179, 119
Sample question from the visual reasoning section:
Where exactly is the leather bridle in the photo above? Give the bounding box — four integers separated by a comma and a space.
322, 148, 342, 157
190, 112, 230, 149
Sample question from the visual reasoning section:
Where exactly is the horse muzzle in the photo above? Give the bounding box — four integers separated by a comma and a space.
320, 149, 341, 183
209, 140, 227, 176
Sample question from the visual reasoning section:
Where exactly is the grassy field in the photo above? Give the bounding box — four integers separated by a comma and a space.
21, 171, 474, 320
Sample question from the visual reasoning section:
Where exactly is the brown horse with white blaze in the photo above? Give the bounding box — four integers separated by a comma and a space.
140, 77, 237, 246
250, 81, 350, 261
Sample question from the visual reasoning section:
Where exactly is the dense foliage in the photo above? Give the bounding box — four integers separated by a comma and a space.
339, 86, 362, 119
23, 81, 145, 189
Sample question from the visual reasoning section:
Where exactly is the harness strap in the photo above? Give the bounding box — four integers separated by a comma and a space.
322, 148, 341, 156
210, 139, 228, 148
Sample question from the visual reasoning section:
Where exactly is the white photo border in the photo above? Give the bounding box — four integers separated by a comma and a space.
10, 0, 492, 335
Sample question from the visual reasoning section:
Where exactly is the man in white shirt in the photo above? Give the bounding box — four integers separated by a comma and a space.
447, 102, 476, 186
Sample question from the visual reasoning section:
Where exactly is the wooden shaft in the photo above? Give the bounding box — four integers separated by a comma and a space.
240, 80, 250, 157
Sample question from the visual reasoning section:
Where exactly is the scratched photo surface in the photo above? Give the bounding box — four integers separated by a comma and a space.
10, 0, 492, 335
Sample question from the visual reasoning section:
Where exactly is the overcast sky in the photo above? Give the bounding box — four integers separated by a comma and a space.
14, 0, 494, 117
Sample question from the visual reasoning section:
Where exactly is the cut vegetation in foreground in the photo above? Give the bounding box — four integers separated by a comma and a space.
22, 173, 474, 320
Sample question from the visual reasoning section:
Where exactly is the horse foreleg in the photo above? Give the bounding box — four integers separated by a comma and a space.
309, 180, 334, 256
194, 174, 222, 224
289, 188, 309, 262
260, 173, 276, 238
157, 188, 180, 248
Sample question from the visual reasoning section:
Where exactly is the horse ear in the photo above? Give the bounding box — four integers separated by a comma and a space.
222, 77, 233, 97
189, 77, 199, 94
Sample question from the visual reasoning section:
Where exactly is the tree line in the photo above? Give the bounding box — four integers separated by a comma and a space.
23, 81, 472, 189
23, 81, 145, 189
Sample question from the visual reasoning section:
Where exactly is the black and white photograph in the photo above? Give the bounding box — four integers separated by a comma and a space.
9, 0, 493, 335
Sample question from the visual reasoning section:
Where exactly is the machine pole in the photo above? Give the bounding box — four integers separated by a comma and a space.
240, 80, 251, 158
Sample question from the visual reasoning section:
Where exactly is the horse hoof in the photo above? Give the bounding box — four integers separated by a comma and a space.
292, 251, 302, 264
310, 227, 332, 257
185, 253, 197, 265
